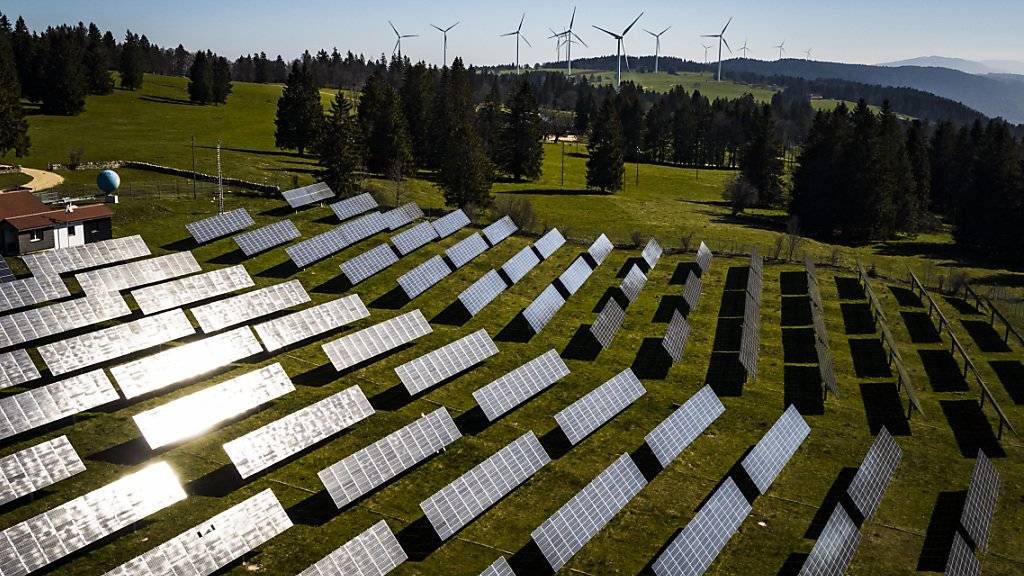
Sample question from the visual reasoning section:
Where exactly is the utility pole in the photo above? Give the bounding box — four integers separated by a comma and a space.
561, 140, 566, 188
191, 134, 197, 200
635, 146, 640, 189
216, 141, 224, 213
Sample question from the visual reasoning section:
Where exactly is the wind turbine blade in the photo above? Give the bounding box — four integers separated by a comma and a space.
501, 31, 518, 36
449, 22, 460, 31
518, 13, 525, 32
521, 34, 532, 47
701, 34, 719, 38
393, 39, 400, 55
623, 12, 644, 36
572, 31, 587, 46
570, 6, 576, 29
592, 25, 618, 38
661, 26, 671, 35
389, 21, 399, 36
722, 36, 732, 53
404, 34, 419, 38
721, 17, 732, 35
431, 24, 443, 32
622, 40, 631, 70
644, 29, 655, 36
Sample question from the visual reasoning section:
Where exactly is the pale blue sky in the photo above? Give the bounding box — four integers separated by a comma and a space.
5, 0, 1022, 67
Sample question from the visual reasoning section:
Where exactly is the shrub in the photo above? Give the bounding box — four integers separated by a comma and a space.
494, 196, 537, 233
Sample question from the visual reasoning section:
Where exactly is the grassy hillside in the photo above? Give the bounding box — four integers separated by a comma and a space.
538, 68, 780, 101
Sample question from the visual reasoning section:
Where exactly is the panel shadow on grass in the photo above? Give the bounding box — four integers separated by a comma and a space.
940, 400, 1005, 458
653, 295, 689, 323
562, 325, 602, 361
989, 360, 1024, 404
496, 312, 535, 343
783, 365, 825, 416
804, 468, 859, 539
631, 338, 672, 380
782, 328, 818, 364
945, 296, 980, 315
287, 490, 339, 526
718, 291, 748, 318
395, 516, 443, 561
617, 257, 649, 278
706, 352, 746, 397
834, 276, 866, 300
432, 300, 472, 326
889, 286, 923, 308
781, 296, 812, 327
776, 553, 810, 576
900, 311, 942, 343
918, 350, 969, 392
291, 363, 339, 388
724, 267, 750, 291
859, 383, 911, 436
840, 303, 876, 335
370, 286, 410, 310
594, 286, 630, 313
161, 237, 195, 252
207, 248, 247, 266
960, 320, 1012, 353
917, 491, 967, 571
712, 318, 744, 352
259, 260, 298, 279
186, 464, 244, 498
87, 437, 153, 467
508, 539, 555, 576
779, 271, 809, 296
669, 262, 700, 285
312, 274, 352, 295
848, 338, 892, 378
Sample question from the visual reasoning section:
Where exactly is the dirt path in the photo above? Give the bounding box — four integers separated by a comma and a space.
19, 168, 64, 192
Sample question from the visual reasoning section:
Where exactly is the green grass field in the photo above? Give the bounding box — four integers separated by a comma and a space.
1, 192, 1021, 575
536, 68, 780, 101
0, 172, 31, 190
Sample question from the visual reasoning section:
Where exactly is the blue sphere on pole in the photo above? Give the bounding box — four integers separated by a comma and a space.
97, 170, 120, 194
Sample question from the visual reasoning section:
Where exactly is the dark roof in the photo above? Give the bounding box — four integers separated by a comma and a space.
0, 191, 113, 232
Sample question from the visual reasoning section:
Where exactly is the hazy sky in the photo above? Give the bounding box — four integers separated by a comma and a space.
6, 0, 1024, 67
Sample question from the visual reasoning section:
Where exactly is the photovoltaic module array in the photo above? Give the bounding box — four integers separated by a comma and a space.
480, 557, 515, 576
662, 310, 692, 364
0, 435, 84, 506
75, 251, 201, 294
682, 271, 703, 312
421, 431, 550, 540
531, 454, 647, 571
847, 427, 902, 521
960, 450, 999, 553
522, 284, 566, 333
395, 329, 498, 395
588, 233, 614, 266
342, 244, 399, 284
254, 294, 369, 352
944, 533, 981, 576
558, 257, 593, 296
739, 291, 762, 379
398, 255, 452, 299
0, 258, 14, 283
446, 233, 490, 269
696, 241, 713, 274
282, 181, 335, 208
130, 264, 254, 315
234, 219, 301, 256
482, 216, 517, 246
533, 228, 566, 260
185, 207, 255, 244
341, 211, 388, 243
299, 520, 407, 576
390, 221, 438, 256
555, 368, 646, 445
0, 291, 130, 349
645, 385, 724, 468
318, 407, 461, 508
0, 349, 40, 389
642, 238, 663, 269
473, 350, 570, 421
741, 405, 810, 494
0, 274, 71, 313
190, 279, 310, 333
21, 235, 150, 276
382, 202, 424, 230
459, 270, 508, 317
798, 506, 862, 576
431, 209, 471, 239
0, 370, 118, 441
621, 265, 648, 303
590, 298, 625, 349
322, 309, 432, 371
287, 227, 347, 268
330, 192, 378, 222
501, 246, 541, 285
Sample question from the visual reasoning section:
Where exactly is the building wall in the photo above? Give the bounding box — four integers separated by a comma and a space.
54, 224, 86, 249
16, 228, 55, 255
83, 218, 112, 244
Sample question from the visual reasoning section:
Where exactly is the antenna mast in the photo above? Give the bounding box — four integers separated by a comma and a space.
216, 141, 224, 213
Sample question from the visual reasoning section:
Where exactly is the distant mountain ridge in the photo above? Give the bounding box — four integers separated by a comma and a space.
880, 56, 1024, 76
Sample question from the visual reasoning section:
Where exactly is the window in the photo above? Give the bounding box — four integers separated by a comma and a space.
67, 226, 76, 236
29, 230, 44, 242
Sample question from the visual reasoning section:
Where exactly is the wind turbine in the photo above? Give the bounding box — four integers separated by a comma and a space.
803, 47, 813, 60
389, 21, 417, 59
549, 28, 563, 65
431, 22, 459, 67
702, 43, 713, 65
551, 7, 587, 75
501, 13, 531, 73
702, 17, 732, 82
592, 12, 644, 89
739, 39, 751, 59
644, 26, 671, 73
775, 41, 786, 60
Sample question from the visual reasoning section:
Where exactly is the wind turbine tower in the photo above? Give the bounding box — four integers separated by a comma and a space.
739, 39, 751, 59
702, 17, 732, 82
644, 27, 670, 73
431, 22, 459, 67
552, 7, 587, 75
389, 21, 418, 59
803, 48, 813, 60
775, 41, 786, 60
593, 12, 644, 89
501, 14, 531, 73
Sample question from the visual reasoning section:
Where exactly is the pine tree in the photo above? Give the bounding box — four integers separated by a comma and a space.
41, 27, 87, 115
437, 58, 493, 208
274, 62, 322, 155
586, 96, 625, 193
316, 90, 363, 196
928, 121, 958, 217
0, 13, 29, 157
477, 81, 503, 163
119, 30, 144, 90
11, 17, 42, 102
904, 119, 932, 219
84, 23, 112, 95
739, 103, 784, 207
426, 67, 451, 170
187, 50, 212, 104
358, 67, 412, 175
172, 44, 189, 76
498, 79, 543, 181
955, 120, 1023, 261
643, 100, 672, 163
573, 84, 594, 135
211, 55, 232, 104
874, 101, 908, 235
399, 62, 432, 167
791, 105, 849, 239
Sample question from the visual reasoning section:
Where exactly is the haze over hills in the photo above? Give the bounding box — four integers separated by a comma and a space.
880, 56, 1024, 76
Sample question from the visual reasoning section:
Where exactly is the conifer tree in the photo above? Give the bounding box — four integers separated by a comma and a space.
437, 58, 493, 208
187, 50, 212, 104
358, 67, 412, 175
211, 55, 232, 103
399, 62, 432, 167
41, 27, 87, 115
498, 79, 543, 181
274, 62, 322, 155
739, 103, 784, 207
477, 81, 503, 163
586, 96, 625, 193
119, 30, 144, 90
0, 14, 29, 157
316, 90, 363, 196
84, 23, 113, 95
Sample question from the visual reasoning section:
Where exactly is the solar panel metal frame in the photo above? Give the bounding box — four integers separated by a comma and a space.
741, 405, 811, 494
0, 291, 131, 349
0, 370, 119, 441
431, 209, 471, 239
797, 506, 861, 576
0, 274, 71, 313
390, 221, 438, 256
318, 407, 461, 508
130, 264, 254, 315
0, 436, 84, 506
500, 246, 541, 285
960, 450, 999, 552
590, 298, 625, 349
482, 216, 517, 246
662, 310, 692, 364
555, 368, 646, 445
847, 427, 901, 521
382, 202, 424, 230
620, 264, 648, 304
479, 557, 515, 576
254, 294, 369, 352
522, 284, 566, 333
0, 258, 14, 284
421, 431, 549, 540
749, 248, 764, 278
234, 219, 301, 256
286, 227, 348, 268
944, 533, 981, 576
531, 454, 647, 572
0, 349, 40, 389
341, 244, 400, 284
473, 350, 569, 421
645, 386, 724, 468
696, 241, 713, 273
395, 329, 498, 395
446, 233, 489, 269
190, 279, 310, 333
224, 385, 374, 479
683, 270, 703, 311
75, 251, 202, 295
459, 270, 509, 317
642, 238, 663, 269
651, 478, 751, 576
298, 519, 407, 576
816, 340, 840, 397
588, 234, 614, 266
185, 207, 255, 244
398, 256, 452, 299
533, 228, 566, 260
21, 235, 150, 276
330, 192, 378, 222
38, 308, 195, 376
322, 309, 432, 371
282, 181, 335, 208
558, 257, 594, 296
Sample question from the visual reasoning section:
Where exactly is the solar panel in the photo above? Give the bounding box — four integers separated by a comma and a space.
683, 271, 703, 311
342, 244, 400, 284
0, 258, 14, 283
446, 233, 490, 269
960, 450, 999, 552
432, 209, 471, 239
944, 533, 981, 576
298, 520, 407, 576
287, 227, 347, 268
740, 294, 762, 378
186, 208, 255, 244
645, 386, 724, 468
38, 308, 195, 376
0, 461, 185, 576
234, 219, 301, 256
642, 238, 663, 269
500, 246, 541, 285
0, 436, 84, 506
482, 216, 517, 246
798, 506, 861, 576
224, 385, 374, 479
559, 257, 594, 296
591, 298, 625, 349
133, 363, 293, 449
254, 295, 369, 352
190, 279, 310, 333
696, 241, 713, 273
816, 340, 839, 397
0, 291, 130, 349
340, 211, 388, 243
319, 407, 461, 507
555, 368, 646, 445
75, 252, 201, 295
282, 181, 335, 208
588, 234, 614, 266
130, 264, 254, 315
847, 427, 901, 521
103, 489, 292, 576
21, 235, 150, 276
804, 254, 819, 284
111, 326, 264, 399
531, 454, 647, 571
621, 265, 648, 303
396, 329, 498, 395
522, 284, 566, 333
741, 405, 811, 494
422, 431, 549, 540
746, 267, 764, 302
382, 202, 424, 230
0, 349, 40, 389
459, 270, 509, 317
398, 256, 452, 299
0, 274, 70, 313
479, 557, 515, 576
330, 192, 378, 222
749, 248, 764, 278
473, 350, 569, 421
651, 478, 751, 576
390, 221, 438, 256
0, 370, 118, 441
534, 228, 566, 260
322, 309, 432, 371
662, 310, 692, 364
